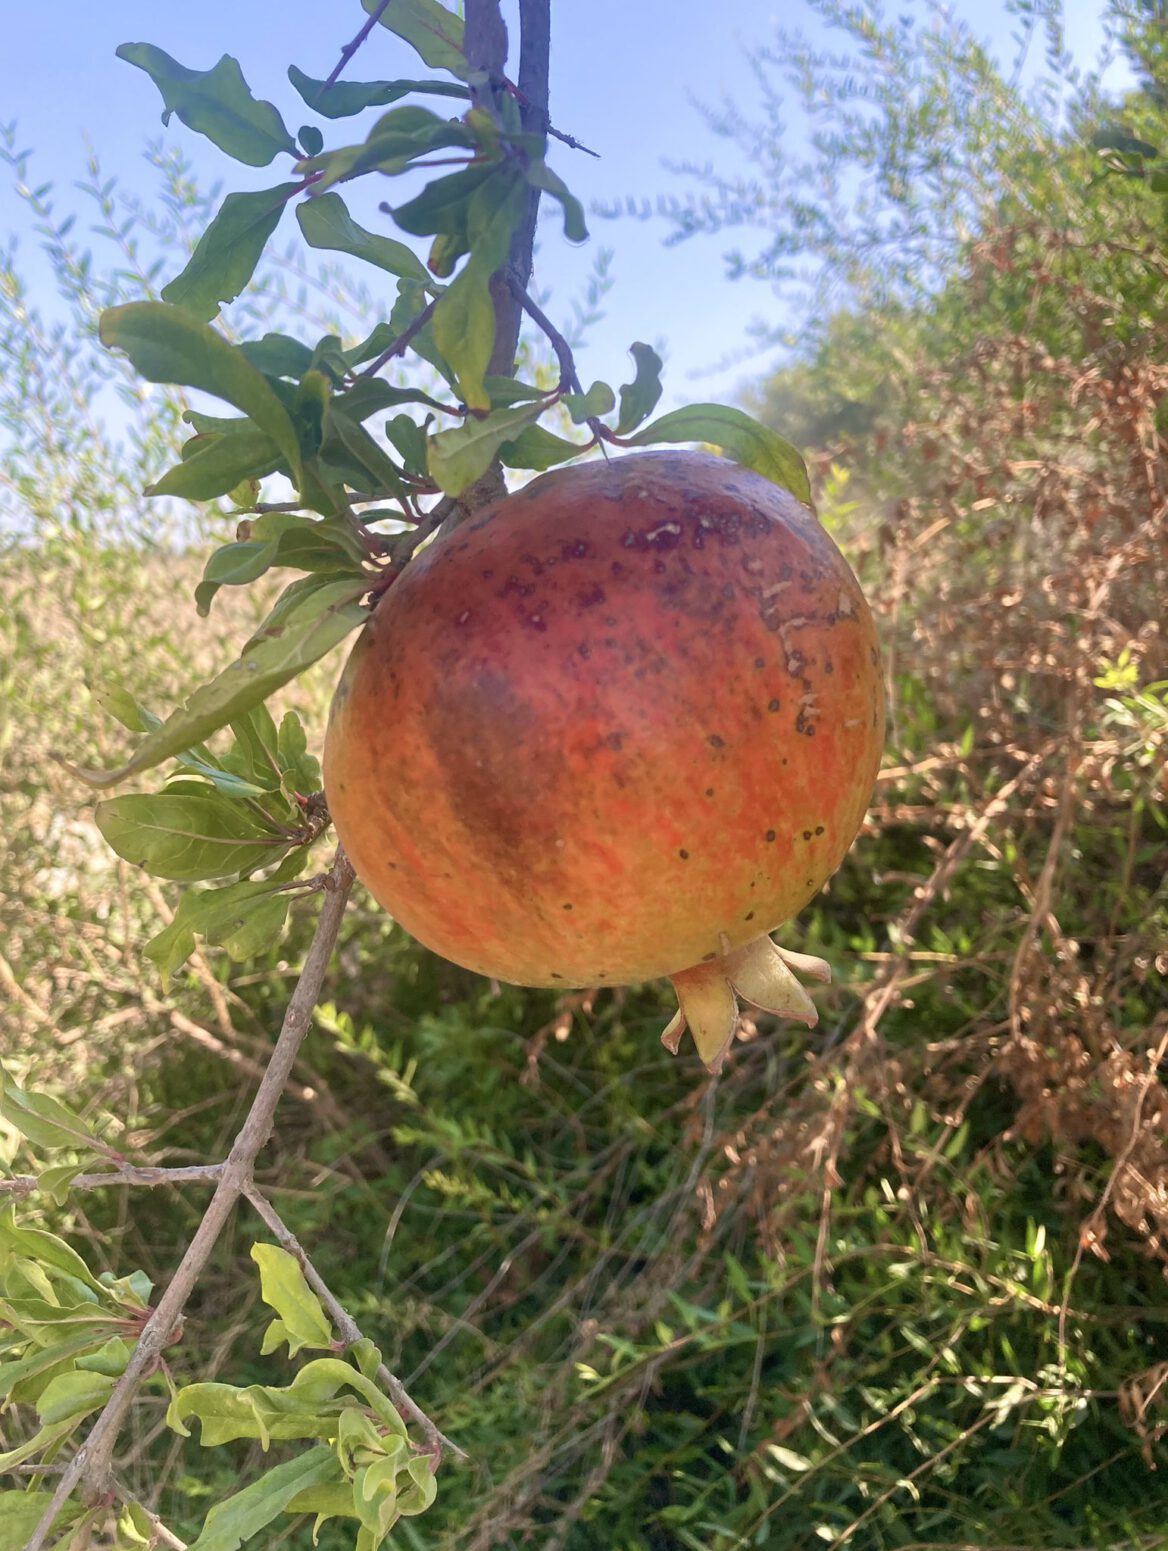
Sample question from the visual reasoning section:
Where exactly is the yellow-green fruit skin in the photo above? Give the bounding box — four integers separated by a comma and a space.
323, 451, 885, 989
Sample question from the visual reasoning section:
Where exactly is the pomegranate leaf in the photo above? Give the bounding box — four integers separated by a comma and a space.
563, 381, 615, 424
0, 1068, 101, 1154
626, 404, 811, 506
145, 854, 307, 989
95, 792, 292, 882
116, 45, 297, 166
499, 423, 585, 471
150, 427, 284, 501
64, 579, 369, 789
251, 1245, 334, 1357
239, 333, 315, 379
163, 184, 298, 322
287, 65, 468, 119
298, 107, 475, 194
428, 402, 543, 494
296, 193, 430, 285
361, 0, 469, 79
182, 1448, 341, 1551
431, 165, 527, 410
616, 343, 664, 434
100, 303, 303, 486
525, 159, 588, 242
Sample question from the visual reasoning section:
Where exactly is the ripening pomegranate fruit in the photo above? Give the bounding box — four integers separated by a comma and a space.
324, 451, 884, 1070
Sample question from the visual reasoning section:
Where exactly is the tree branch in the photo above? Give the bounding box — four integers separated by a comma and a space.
24, 847, 357, 1551
0, 1163, 226, 1200
323, 0, 394, 92
242, 1184, 465, 1465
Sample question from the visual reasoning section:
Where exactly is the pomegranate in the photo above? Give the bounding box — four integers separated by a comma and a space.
324, 451, 884, 1070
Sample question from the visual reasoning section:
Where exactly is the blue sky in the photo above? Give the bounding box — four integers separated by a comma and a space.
2, 1, 1127, 415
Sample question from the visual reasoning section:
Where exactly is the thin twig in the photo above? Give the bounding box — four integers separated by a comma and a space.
323, 0, 394, 92
1, 1163, 226, 1200
24, 848, 356, 1551
242, 1184, 465, 1464
357, 296, 439, 379
508, 279, 580, 393
547, 122, 600, 158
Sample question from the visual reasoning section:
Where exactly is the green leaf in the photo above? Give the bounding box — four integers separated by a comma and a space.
526, 159, 587, 241
362, 0, 469, 78
187, 1447, 341, 1551
398, 1455, 438, 1516
100, 303, 302, 486
483, 376, 546, 407
36, 1163, 86, 1207
563, 381, 615, 424
0, 1418, 76, 1473
298, 107, 474, 194
145, 860, 304, 989
0, 1209, 108, 1297
499, 423, 584, 471
431, 166, 527, 410
625, 403, 811, 505
239, 333, 315, 379
428, 402, 543, 495
150, 429, 284, 502
251, 1245, 335, 1357
297, 193, 429, 285
162, 184, 297, 321
91, 686, 162, 735
287, 64, 468, 119
195, 540, 281, 616
383, 414, 428, 475
0, 1494, 58, 1549
95, 793, 290, 882
616, 342, 663, 434
0, 1334, 111, 1405
64, 580, 369, 789
75, 1335, 133, 1377
117, 44, 297, 166
0, 1068, 100, 1153
36, 1368, 117, 1425
277, 710, 320, 792
392, 162, 496, 237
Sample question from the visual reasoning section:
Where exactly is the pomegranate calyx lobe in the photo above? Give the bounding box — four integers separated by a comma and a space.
665, 935, 830, 1072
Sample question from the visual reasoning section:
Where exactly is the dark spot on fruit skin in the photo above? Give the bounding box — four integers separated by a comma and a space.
702, 951, 716, 961
754, 657, 766, 669
766, 829, 776, 842
708, 734, 725, 749
481, 568, 494, 580
562, 902, 573, 910
578, 585, 606, 608
578, 643, 591, 659
679, 849, 689, 860
611, 561, 626, 578
824, 659, 834, 674
744, 910, 754, 921
521, 552, 544, 575
815, 825, 825, 835
605, 616, 618, 627
768, 698, 781, 712
704, 787, 715, 798
551, 972, 564, 980
562, 539, 589, 561
803, 829, 812, 840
